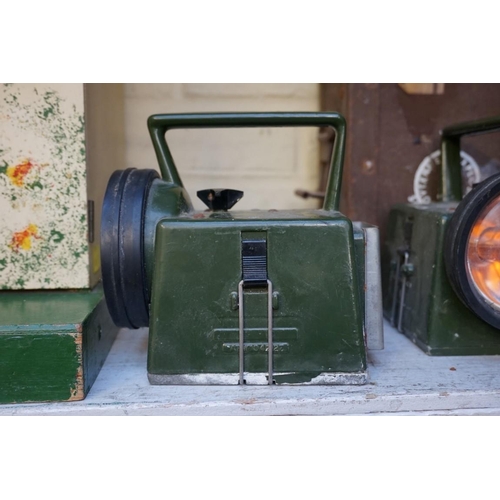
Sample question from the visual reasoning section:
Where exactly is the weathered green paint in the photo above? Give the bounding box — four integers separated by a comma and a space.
0, 286, 119, 403
0, 331, 81, 403
144, 180, 192, 290
148, 209, 366, 380
81, 297, 119, 395
0, 288, 101, 328
137, 112, 370, 383
382, 203, 500, 355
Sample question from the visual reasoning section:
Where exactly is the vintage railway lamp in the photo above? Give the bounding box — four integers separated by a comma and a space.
102, 112, 383, 385
383, 116, 500, 355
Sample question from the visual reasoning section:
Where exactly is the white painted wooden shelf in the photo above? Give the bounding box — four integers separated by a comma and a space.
2, 321, 500, 415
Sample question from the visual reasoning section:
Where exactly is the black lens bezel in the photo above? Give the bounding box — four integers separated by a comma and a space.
444, 172, 500, 329
101, 168, 159, 329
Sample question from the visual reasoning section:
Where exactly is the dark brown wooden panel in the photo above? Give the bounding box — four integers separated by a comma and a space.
321, 83, 500, 241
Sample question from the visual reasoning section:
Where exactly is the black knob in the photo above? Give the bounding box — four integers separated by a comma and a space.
197, 189, 244, 211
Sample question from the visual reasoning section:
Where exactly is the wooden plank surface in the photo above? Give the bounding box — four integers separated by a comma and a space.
2, 321, 500, 415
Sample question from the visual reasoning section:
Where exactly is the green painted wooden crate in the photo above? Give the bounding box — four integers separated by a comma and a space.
0, 83, 124, 403
0, 286, 118, 403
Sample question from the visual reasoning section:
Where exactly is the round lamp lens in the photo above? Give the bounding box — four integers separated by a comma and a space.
466, 194, 500, 309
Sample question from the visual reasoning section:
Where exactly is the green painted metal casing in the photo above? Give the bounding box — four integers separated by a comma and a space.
382, 116, 500, 355
139, 112, 376, 384
147, 209, 366, 383
382, 202, 500, 355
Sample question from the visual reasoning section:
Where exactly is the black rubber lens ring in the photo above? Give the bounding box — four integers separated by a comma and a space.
101, 168, 159, 329
444, 172, 500, 329
101, 169, 130, 328
119, 169, 159, 328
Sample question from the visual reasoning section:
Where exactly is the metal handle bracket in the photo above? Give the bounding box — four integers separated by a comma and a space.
147, 112, 346, 212
441, 115, 500, 201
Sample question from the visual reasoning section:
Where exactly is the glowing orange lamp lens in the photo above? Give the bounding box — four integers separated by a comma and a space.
467, 194, 500, 309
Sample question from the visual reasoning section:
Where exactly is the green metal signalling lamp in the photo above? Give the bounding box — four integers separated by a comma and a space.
383, 116, 500, 355
101, 112, 383, 385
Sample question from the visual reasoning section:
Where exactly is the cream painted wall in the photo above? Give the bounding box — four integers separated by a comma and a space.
124, 84, 320, 210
